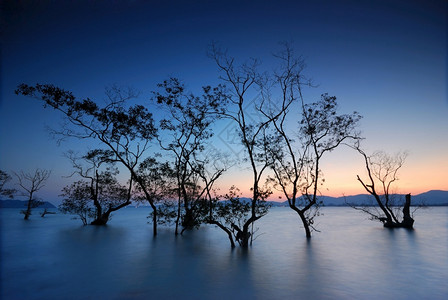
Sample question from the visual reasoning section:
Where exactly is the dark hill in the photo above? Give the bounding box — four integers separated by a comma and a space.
276, 190, 448, 206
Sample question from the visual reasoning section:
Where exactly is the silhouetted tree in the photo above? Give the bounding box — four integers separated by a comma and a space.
349, 145, 414, 228
208, 186, 271, 248
137, 156, 179, 226
261, 44, 362, 238
14, 169, 51, 220
0, 169, 15, 198
154, 78, 227, 234
15, 84, 161, 234
59, 180, 94, 225
209, 44, 278, 247
60, 150, 133, 225
146, 160, 227, 235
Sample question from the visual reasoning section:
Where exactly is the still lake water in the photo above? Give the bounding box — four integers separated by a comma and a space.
1, 206, 447, 300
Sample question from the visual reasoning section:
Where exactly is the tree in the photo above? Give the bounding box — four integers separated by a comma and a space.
15, 84, 161, 234
261, 44, 362, 238
59, 180, 95, 225
0, 169, 15, 198
154, 78, 227, 234
60, 150, 133, 225
208, 186, 271, 248
209, 44, 277, 247
349, 145, 414, 228
268, 94, 361, 238
137, 156, 178, 227
145, 158, 227, 235
14, 169, 51, 220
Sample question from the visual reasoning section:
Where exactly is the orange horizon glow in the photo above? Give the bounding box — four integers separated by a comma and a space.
219, 156, 448, 202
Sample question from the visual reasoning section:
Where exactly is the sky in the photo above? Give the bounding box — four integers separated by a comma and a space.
0, 0, 447, 203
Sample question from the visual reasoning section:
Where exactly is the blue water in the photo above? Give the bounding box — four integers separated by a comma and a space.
1, 207, 447, 299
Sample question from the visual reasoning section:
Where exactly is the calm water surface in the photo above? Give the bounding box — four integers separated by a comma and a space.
1, 207, 447, 299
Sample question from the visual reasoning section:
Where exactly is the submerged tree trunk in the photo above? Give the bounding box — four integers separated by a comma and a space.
238, 214, 261, 248
296, 208, 312, 239
379, 194, 414, 229
91, 211, 111, 225
23, 198, 32, 220
288, 197, 314, 238
23, 194, 39, 220
41, 209, 56, 217
90, 200, 133, 226
401, 194, 414, 228
232, 223, 251, 248
181, 208, 197, 232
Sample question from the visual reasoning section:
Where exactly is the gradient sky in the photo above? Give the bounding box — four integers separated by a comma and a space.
1, 0, 447, 202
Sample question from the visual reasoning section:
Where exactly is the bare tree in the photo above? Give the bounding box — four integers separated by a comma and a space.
349, 145, 414, 228
261, 44, 318, 238
254, 44, 362, 238
209, 44, 278, 247
14, 169, 51, 220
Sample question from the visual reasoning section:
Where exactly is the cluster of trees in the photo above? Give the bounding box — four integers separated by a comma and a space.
11, 44, 414, 247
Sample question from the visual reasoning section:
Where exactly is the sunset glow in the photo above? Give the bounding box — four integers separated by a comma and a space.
1, 2, 447, 298
1, 0, 446, 203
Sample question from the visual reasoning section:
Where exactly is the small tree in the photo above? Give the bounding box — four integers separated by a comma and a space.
0, 169, 15, 198
146, 160, 227, 235
266, 93, 362, 238
210, 44, 279, 247
59, 181, 94, 225
350, 145, 414, 228
137, 157, 179, 227
60, 150, 133, 225
208, 186, 271, 248
14, 169, 51, 220
260, 44, 362, 238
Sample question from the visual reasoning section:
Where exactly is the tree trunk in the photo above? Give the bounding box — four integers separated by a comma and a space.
239, 222, 254, 248
298, 210, 312, 238
23, 196, 33, 220
90, 211, 111, 225
175, 196, 181, 235
288, 204, 312, 238
41, 209, 55, 217
401, 193, 414, 228
182, 208, 196, 231
23, 210, 31, 220
239, 230, 251, 248
381, 194, 414, 229
230, 223, 250, 248
153, 210, 157, 236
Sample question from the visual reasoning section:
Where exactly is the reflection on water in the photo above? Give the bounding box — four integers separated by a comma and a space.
1, 207, 447, 299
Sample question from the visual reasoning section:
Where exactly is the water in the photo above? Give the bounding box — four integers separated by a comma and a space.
1, 207, 447, 299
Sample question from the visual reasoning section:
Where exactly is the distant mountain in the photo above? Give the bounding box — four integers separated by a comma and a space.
411, 190, 448, 206
0, 200, 56, 209
274, 190, 448, 206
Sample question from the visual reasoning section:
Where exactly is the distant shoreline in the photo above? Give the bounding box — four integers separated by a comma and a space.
2, 190, 447, 208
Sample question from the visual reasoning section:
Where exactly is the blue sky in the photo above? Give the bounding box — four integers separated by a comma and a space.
1, 0, 447, 202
